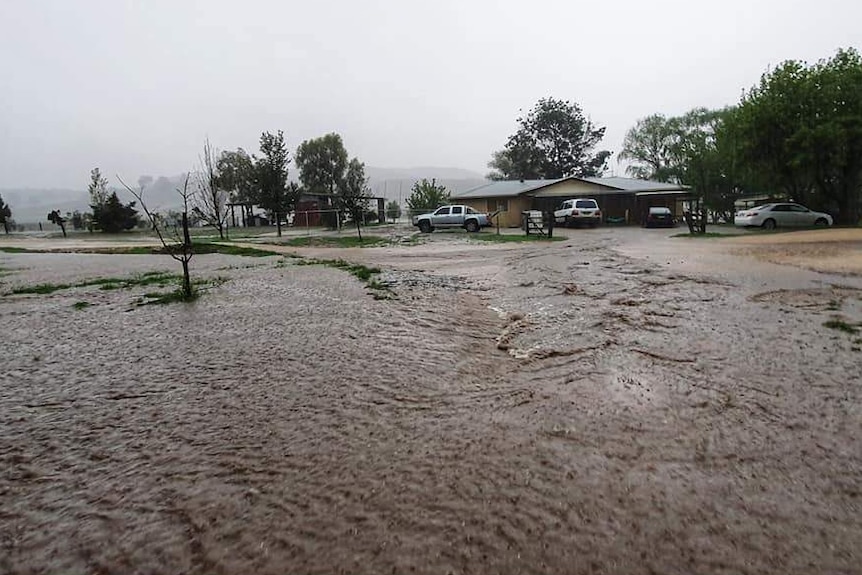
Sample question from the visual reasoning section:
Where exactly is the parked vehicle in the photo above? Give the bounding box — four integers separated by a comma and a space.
734, 203, 833, 229
412, 204, 492, 233
643, 206, 675, 228
554, 198, 601, 227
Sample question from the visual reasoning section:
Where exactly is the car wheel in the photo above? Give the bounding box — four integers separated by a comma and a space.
814, 218, 829, 227
465, 219, 479, 233
762, 218, 776, 230
418, 220, 432, 233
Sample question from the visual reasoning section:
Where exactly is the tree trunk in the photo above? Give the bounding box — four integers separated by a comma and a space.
355, 216, 362, 241
181, 211, 193, 299
181, 258, 192, 299
276, 212, 282, 237
182, 212, 192, 247
3, 221, 8, 234
60, 222, 67, 238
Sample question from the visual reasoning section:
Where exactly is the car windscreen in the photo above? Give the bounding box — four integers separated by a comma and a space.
575, 200, 597, 209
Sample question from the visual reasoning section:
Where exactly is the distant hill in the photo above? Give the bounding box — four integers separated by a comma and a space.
364, 166, 486, 204
1, 167, 487, 223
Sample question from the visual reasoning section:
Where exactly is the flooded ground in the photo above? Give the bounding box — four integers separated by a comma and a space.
1, 226, 861, 574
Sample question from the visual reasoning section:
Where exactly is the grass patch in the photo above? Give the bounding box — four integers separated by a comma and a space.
191, 243, 281, 257
12, 282, 73, 295
824, 318, 860, 334
72, 301, 92, 310
671, 232, 732, 238
83, 243, 282, 257
0, 246, 38, 253
470, 234, 565, 243
295, 258, 392, 297
8, 271, 182, 296
281, 235, 388, 248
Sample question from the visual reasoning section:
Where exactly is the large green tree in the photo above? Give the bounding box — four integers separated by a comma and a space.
295, 133, 349, 196
488, 97, 611, 180
618, 114, 680, 182
94, 192, 139, 233
88, 167, 109, 213
254, 130, 297, 237
337, 158, 372, 240
735, 48, 862, 224
217, 148, 257, 226
405, 179, 450, 215
0, 195, 11, 234
620, 107, 747, 223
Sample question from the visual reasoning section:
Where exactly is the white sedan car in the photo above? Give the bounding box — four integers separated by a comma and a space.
734, 203, 833, 230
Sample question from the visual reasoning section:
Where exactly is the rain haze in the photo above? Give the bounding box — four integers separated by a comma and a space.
1, 0, 860, 191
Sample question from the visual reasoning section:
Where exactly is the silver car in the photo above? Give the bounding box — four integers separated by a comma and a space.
734, 203, 833, 230
412, 204, 491, 233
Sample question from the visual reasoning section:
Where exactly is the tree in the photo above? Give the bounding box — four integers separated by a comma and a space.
618, 114, 679, 182
295, 133, 349, 197
88, 168, 109, 209
47, 210, 67, 237
488, 97, 611, 180
620, 107, 748, 226
87, 167, 139, 233
217, 148, 256, 226
95, 192, 139, 233
735, 48, 862, 224
193, 138, 229, 239
254, 130, 295, 237
405, 179, 450, 215
385, 200, 402, 222
337, 158, 372, 240
0, 195, 11, 234
69, 211, 87, 231
120, 175, 196, 299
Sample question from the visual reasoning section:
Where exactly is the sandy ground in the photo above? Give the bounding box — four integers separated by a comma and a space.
1, 226, 861, 574
726, 228, 862, 276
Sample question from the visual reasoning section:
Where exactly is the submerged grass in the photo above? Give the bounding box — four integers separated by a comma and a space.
83, 243, 282, 257
295, 257, 392, 297
0, 246, 39, 253
671, 232, 732, 238
281, 236, 388, 248
824, 318, 860, 334
8, 271, 182, 296
470, 234, 565, 243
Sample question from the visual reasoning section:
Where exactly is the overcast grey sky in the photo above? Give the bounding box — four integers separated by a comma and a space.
1, 0, 860, 189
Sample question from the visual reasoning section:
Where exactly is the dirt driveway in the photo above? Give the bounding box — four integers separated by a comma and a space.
1, 227, 861, 574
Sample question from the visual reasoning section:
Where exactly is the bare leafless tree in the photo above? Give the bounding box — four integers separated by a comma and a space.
119, 174, 195, 299
193, 138, 229, 239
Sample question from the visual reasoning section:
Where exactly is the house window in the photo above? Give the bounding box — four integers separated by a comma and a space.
495, 199, 509, 212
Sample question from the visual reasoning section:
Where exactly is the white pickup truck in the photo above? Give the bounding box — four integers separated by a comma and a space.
412, 204, 492, 233
554, 198, 602, 227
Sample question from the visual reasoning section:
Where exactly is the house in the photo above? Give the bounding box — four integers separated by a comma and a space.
452, 176, 694, 227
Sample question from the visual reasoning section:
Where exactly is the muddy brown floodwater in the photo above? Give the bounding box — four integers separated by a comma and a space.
1, 227, 861, 574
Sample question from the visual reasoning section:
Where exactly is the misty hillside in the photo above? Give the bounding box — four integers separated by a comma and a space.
1, 167, 487, 223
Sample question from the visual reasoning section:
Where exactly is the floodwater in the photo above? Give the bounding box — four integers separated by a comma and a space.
1, 227, 861, 574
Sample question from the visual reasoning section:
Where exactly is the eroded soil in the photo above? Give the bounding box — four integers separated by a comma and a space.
1, 228, 861, 574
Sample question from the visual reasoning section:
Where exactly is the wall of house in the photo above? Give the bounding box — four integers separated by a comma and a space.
462, 197, 530, 227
